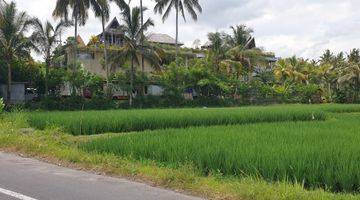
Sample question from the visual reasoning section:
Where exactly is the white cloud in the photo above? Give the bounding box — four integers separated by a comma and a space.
12, 0, 360, 61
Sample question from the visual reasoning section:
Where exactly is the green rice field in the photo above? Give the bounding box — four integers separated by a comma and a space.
27, 104, 331, 135
81, 111, 360, 193
26, 104, 360, 193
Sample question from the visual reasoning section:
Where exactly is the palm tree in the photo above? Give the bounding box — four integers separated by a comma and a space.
92, 0, 128, 93
111, 3, 158, 106
319, 49, 334, 64
207, 32, 229, 71
227, 46, 268, 82
338, 63, 360, 102
53, 0, 116, 96
154, 0, 202, 57
31, 19, 70, 96
140, 0, 145, 72
274, 59, 294, 85
53, 0, 101, 69
229, 25, 253, 47
0, 1, 34, 103
91, 0, 111, 90
347, 48, 360, 64
316, 63, 336, 100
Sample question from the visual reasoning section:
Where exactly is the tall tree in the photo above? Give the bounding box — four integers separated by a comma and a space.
229, 25, 253, 47
92, 0, 128, 95
0, 1, 34, 103
140, 0, 145, 72
110, 3, 159, 106
338, 63, 360, 102
207, 32, 229, 71
227, 46, 268, 82
91, 0, 111, 92
319, 49, 334, 64
53, 0, 91, 96
53, 0, 92, 70
347, 48, 360, 64
53, 0, 114, 95
31, 19, 70, 96
154, 0, 202, 57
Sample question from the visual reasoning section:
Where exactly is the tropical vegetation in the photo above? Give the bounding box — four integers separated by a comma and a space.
109, 2, 158, 106
2, 0, 360, 199
154, 0, 202, 56
0, 1, 35, 102
31, 19, 70, 96
1, 0, 360, 108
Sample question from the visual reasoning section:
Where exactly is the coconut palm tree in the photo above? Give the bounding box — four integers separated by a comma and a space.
229, 25, 253, 47
274, 59, 293, 85
53, 0, 112, 95
347, 48, 360, 64
207, 32, 229, 71
53, 0, 100, 70
91, 0, 128, 93
154, 0, 202, 57
338, 63, 360, 102
31, 19, 70, 96
319, 49, 334, 64
91, 0, 111, 89
0, 1, 34, 103
227, 46, 268, 82
139, 0, 145, 72
110, 3, 159, 106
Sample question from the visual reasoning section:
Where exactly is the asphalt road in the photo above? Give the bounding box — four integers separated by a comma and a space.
0, 152, 204, 200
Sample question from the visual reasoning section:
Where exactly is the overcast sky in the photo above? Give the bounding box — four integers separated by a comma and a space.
13, 0, 360, 61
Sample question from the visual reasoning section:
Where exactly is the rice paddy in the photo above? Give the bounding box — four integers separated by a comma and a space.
27, 104, 360, 193
27, 104, 329, 135
81, 112, 360, 193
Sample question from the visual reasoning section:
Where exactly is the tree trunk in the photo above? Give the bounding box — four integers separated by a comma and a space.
45, 56, 50, 97
6, 59, 11, 104
175, 0, 179, 59
140, 0, 146, 96
247, 59, 252, 83
72, 10, 78, 96
140, 0, 144, 72
129, 57, 135, 107
102, 15, 110, 98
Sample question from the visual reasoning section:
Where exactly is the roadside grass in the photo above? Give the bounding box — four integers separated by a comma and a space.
0, 113, 359, 200
27, 104, 329, 135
